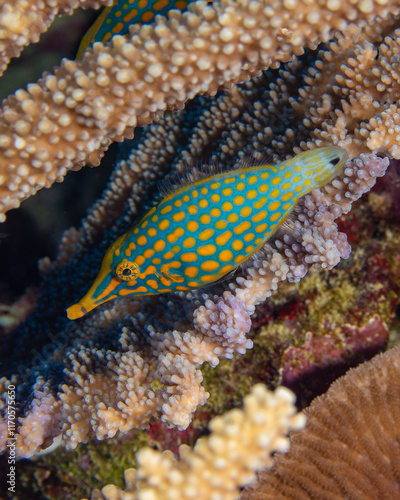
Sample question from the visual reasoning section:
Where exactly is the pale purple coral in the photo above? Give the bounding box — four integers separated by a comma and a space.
0, 144, 390, 458
193, 293, 253, 357
234, 154, 389, 311
0, 379, 61, 458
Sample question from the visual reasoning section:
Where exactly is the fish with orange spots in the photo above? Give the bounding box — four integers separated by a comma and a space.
77, 0, 212, 58
67, 147, 348, 319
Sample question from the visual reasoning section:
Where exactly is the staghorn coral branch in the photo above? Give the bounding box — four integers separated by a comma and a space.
243, 344, 400, 499
0, 0, 112, 77
87, 384, 306, 500
0, 0, 399, 221
295, 22, 400, 158
0, 150, 387, 458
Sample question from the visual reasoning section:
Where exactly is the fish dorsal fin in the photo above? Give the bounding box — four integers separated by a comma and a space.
233, 151, 277, 170
158, 159, 226, 197
76, 4, 113, 58
158, 150, 284, 197
276, 215, 298, 234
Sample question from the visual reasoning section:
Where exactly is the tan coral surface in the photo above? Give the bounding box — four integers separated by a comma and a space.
87, 384, 305, 500
0, 0, 399, 220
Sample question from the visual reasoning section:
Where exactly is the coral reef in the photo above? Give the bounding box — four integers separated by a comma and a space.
242, 345, 400, 500
1, 0, 400, 498
3, 175, 400, 497
87, 384, 306, 500
0, 106, 389, 461
1, 9, 399, 461
280, 315, 389, 398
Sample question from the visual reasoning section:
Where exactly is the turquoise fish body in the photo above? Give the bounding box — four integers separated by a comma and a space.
67, 147, 347, 319
77, 0, 209, 57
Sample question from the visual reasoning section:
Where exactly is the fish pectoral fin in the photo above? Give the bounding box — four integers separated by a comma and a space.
163, 271, 185, 283
155, 272, 170, 286
158, 265, 185, 283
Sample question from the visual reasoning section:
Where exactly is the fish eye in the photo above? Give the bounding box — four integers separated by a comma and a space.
115, 259, 139, 281
329, 157, 340, 166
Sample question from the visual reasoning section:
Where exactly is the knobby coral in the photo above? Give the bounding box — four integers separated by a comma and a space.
87, 384, 306, 500
0, 0, 112, 77
242, 345, 400, 500
0, 0, 397, 470
0, 105, 389, 457
0, 0, 400, 220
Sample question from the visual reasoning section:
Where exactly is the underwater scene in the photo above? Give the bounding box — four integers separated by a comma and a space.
1, 0, 400, 498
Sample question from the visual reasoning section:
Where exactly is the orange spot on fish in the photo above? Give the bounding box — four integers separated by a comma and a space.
219, 249, 233, 262
154, 240, 166, 252
120, 286, 148, 295
184, 266, 199, 278
123, 8, 139, 22
95, 277, 121, 302
112, 21, 125, 34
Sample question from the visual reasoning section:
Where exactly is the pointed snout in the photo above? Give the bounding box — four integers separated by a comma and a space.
66, 274, 121, 320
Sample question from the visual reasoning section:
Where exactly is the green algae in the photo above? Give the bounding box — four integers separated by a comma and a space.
14, 430, 150, 500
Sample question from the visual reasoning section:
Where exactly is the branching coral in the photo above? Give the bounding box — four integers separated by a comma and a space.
0, 0, 400, 220
0, 107, 389, 458
0, 0, 111, 77
0, 0, 398, 473
296, 22, 400, 158
242, 345, 400, 500
87, 384, 306, 500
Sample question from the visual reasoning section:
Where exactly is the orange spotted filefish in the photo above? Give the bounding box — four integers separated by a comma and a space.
67, 147, 348, 319
77, 0, 212, 58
